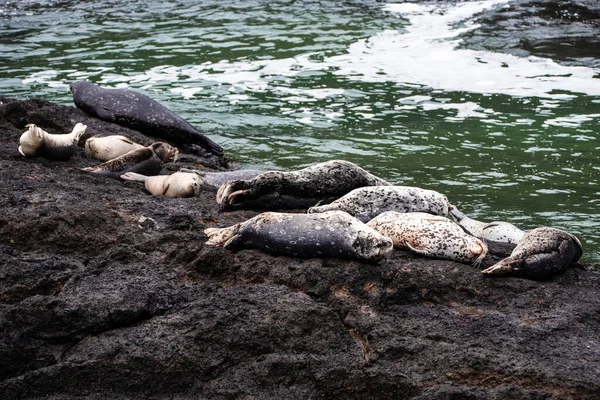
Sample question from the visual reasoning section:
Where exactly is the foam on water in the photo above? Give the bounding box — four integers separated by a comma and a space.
32, 0, 598, 104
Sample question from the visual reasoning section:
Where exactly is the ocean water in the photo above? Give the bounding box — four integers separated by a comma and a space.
1, 0, 599, 263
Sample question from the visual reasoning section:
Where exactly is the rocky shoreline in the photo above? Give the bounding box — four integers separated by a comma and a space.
1, 98, 599, 399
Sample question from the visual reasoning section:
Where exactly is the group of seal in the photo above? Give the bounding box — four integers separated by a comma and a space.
207, 162, 584, 277
17, 80, 584, 277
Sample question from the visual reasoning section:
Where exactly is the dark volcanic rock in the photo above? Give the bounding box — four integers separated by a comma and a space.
1, 99, 600, 399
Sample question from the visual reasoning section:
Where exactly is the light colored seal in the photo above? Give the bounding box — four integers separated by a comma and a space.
19, 123, 87, 161
204, 210, 394, 262
308, 186, 449, 222
82, 142, 178, 179
70, 81, 223, 157
121, 171, 203, 197
85, 135, 145, 162
216, 160, 390, 210
450, 207, 525, 244
367, 211, 488, 266
481, 227, 583, 280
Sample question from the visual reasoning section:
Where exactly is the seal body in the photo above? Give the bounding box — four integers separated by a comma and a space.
121, 171, 203, 197
19, 123, 86, 161
450, 207, 525, 244
308, 186, 449, 222
367, 211, 488, 266
82, 142, 178, 179
481, 227, 583, 280
178, 168, 263, 190
85, 135, 145, 162
70, 81, 223, 157
204, 211, 393, 262
216, 160, 390, 210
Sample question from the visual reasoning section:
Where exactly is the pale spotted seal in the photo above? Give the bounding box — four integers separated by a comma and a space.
18, 123, 86, 161
216, 160, 390, 210
70, 81, 224, 157
82, 142, 178, 179
204, 210, 393, 262
85, 135, 145, 162
367, 211, 488, 266
121, 171, 203, 197
481, 227, 583, 280
450, 207, 525, 244
308, 186, 449, 222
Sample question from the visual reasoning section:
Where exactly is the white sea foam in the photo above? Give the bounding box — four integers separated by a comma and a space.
24, 0, 600, 106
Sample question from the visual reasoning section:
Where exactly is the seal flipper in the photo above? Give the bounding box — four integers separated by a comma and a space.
204, 225, 241, 246
481, 257, 524, 275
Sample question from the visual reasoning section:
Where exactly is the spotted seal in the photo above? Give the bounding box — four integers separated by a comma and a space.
204, 210, 393, 262
450, 207, 525, 244
121, 171, 203, 197
18, 123, 86, 161
308, 186, 449, 222
82, 142, 178, 179
367, 211, 488, 266
70, 81, 223, 157
216, 160, 390, 210
85, 135, 145, 162
481, 227, 583, 279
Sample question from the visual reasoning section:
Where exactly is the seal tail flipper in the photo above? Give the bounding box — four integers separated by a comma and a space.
120, 172, 149, 183
481, 257, 522, 275
449, 206, 466, 222
197, 135, 224, 158
204, 224, 241, 246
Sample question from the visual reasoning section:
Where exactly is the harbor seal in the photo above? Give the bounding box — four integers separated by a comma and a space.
82, 142, 178, 179
450, 207, 525, 244
216, 160, 390, 210
70, 81, 224, 157
204, 210, 394, 262
308, 186, 449, 222
121, 171, 203, 197
481, 227, 583, 280
367, 211, 488, 266
18, 123, 86, 161
179, 168, 263, 190
85, 135, 145, 161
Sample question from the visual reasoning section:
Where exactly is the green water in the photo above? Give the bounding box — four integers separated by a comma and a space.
1, 0, 599, 263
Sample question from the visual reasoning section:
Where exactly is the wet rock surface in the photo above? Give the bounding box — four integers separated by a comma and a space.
1, 98, 600, 399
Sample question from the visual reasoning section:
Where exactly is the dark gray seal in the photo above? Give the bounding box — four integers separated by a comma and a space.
481, 227, 583, 280
204, 210, 393, 262
82, 142, 179, 180
70, 81, 223, 157
216, 160, 390, 210
308, 185, 449, 223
